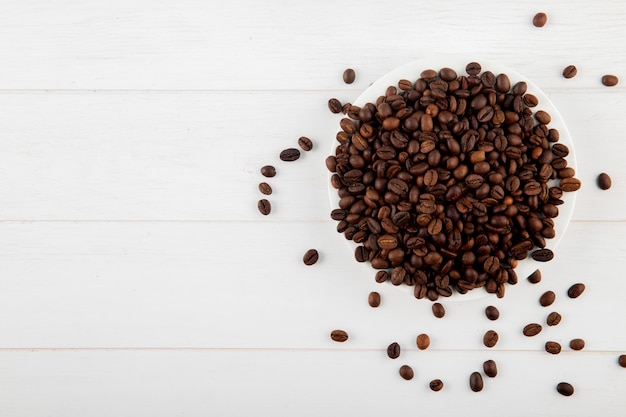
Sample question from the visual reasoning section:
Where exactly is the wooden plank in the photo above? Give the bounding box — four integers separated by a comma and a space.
0, 221, 623, 349
0, 91, 622, 221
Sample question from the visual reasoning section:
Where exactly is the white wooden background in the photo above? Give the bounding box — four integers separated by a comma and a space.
0, 1, 625, 415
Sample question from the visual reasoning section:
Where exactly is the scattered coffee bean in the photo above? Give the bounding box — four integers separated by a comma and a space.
547, 311, 562, 326
343, 68, 356, 84
432, 303, 445, 318
532, 249, 554, 262
569, 339, 585, 351
540, 290, 556, 307
257, 199, 271, 215
303, 249, 319, 266
399, 365, 414, 380
430, 379, 444, 391
387, 342, 401, 359
483, 360, 498, 378
483, 330, 499, 348
597, 172, 612, 190
533, 12, 547, 27
556, 382, 574, 396
368, 291, 381, 307
328, 98, 343, 113
567, 283, 586, 298
260, 165, 276, 178
297, 136, 313, 152
545, 341, 562, 354
527, 269, 542, 284
330, 329, 349, 342
416, 333, 430, 350
470, 372, 484, 392
279, 148, 301, 162
602, 74, 619, 87
562, 65, 577, 79
485, 306, 500, 321
619, 355, 626, 368
523, 323, 543, 337
258, 182, 272, 195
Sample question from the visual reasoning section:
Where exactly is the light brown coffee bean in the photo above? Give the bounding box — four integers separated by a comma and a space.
416, 333, 431, 350
533, 12, 548, 27
368, 291, 381, 307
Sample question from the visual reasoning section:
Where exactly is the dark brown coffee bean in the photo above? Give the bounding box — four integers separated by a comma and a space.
343, 68, 356, 84
297, 136, 313, 151
533, 12, 548, 27
602, 74, 619, 87
563, 65, 577, 79
387, 342, 400, 359
466, 62, 481, 75
485, 306, 500, 321
303, 249, 319, 265
524, 93, 539, 107
523, 323, 542, 337
399, 365, 414, 380
257, 199, 271, 215
375, 271, 389, 283
560, 177, 582, 192
547, 311, 562, 326
545, 341, 562, 354
280, 148, 301, 162
416, 333, 430, 350
483, 360, 497, 378
618, 355, 626, 367
354, 246, 369, 262
328, 98, 343, 114
258, 182, 272, 195
483, 330, 499, 348
260, 165, 276, 178
540, 290, 556, 307
532, 248, 554, 262
429, 379, 444, 391
330, 329, 348, 342
567, 283, 586, 298
470, 372, 484, 392
432, 302, 445, 318
535, 110, 551, 124
527, 269, 542, 284
368, 291, 381, 308
597, 172, 612, 190
557, 382, 574, 396
570, 339, 585, 351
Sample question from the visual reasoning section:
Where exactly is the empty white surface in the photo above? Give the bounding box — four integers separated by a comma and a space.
0, 1, 625, 416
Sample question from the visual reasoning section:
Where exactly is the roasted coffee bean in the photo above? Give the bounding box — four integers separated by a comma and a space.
557, 382, 574, 396
470, 372, 484, 392
258, 182, 272, 195
303, 249, 319, 265
560, 177, 582, 192
280, 148, 301, 162
375, 271, 389, 283
545, 341, 562, 354
533, 12, 548, 27
563, 65, 578, 79
416, 333, 430, 350
567, 283, 586, 298
483, 330, 499, 348
540, 290, 556, 307
618, 355, 626, 367
399, 365, 414, 380
532, 248, 554, 262
297, 136, 313, 151
387, 342, 401, 359
527, 269, 542, 284
570, 339, 585, 351
466, 62, 481, 75
602, 74, 619, 87
330, 329, 348, 342
258, 199, 271, 215
328, 98, 343, 114
485, 306, 500, 321
483, 360, 498, 378
368, 291, 381, 307
430, 379, 444, 392
547, 311, 562, 326
354, 246, 369, 262
523, 323, 542, 337
432, 302, 445, 318
597, 172, 612, 190
261, 165, 276, 178
343, 68, 356, 84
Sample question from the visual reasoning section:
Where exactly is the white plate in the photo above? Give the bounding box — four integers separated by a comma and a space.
328, 57, 577, 301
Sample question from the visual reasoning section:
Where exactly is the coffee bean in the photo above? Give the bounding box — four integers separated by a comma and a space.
466, 62, 481, 75
533, 12, 548, 27
258, 182, 272, 195
343, 68, 356, 84
328, 98, 343, 113
527, 269, 542, 284
532, 249, 554, 262
416, 333, 430, 350
330, 329, 348, 342
470, 372, 484, 392
303, 249, 319, 265
602, 74, 619, 87
280, 148, 301, 162
432, 302, 445, 318
483, 360, 498, 378
567, 283, 586, 298
597, 172, 612, 190
569, 339, 585, 351
387, 342, 400, 359
297, 136, 313, 151
556, 382, 574, 396
540, 290, 556, 307
485, 306, 500, 321
260, 165, 276, 178
545, 341, 562, 354
523, 323, 542, 337
368, 291, 381, 307
375, 271, 389, 283
257, 199, 271, 215
619, 354, 626, 367
483, 330, 499, 348
563, 65, 577, 79
426, 379, 444, 392
547, 312, 562, 326
399, 365, 414, 380
354, 246, 369, 262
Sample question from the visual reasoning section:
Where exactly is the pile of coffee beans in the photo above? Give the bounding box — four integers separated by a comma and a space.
326, 62, 580, 300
